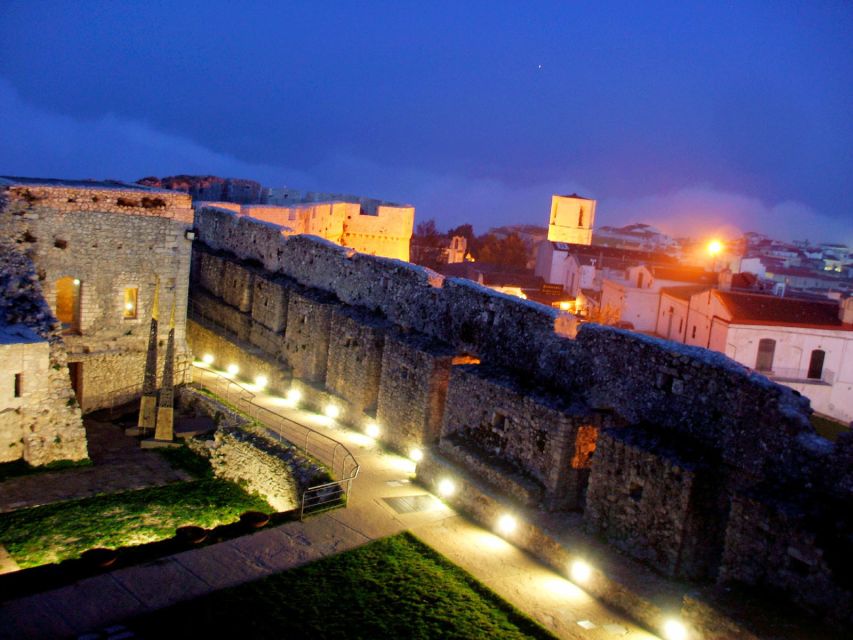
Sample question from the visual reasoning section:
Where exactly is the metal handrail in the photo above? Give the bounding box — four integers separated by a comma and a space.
190, 364, 360, 516
766, 367, 835, 385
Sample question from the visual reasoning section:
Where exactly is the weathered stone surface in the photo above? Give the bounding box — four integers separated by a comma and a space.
441, 364, 598, 511
585, 427, 728, 581
325, 307, 389, 416
283, 288, 336, 385
376, 330, 453, 454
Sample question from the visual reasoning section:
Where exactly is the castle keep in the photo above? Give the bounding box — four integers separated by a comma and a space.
0, 178, 194, 463
188, 204, 852, 632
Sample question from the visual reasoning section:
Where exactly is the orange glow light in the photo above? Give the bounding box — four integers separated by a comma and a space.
707, 240, 722, 256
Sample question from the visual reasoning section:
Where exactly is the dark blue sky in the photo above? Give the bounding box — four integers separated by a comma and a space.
1, 1, 851, 243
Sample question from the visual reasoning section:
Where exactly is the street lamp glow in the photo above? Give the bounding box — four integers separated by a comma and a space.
73, 278, 81, 286
497, 513, 517, 536
226, 363, 239, 376
570, 560, 592, 584
254, 375, 268, 389
365, 422, 380, 438
663, 619, 688, 640
286, 388, 302, 404
707, 239, 722, 256
201, 353, 214, 365
324, 404, 340, 419
409, 448, 424, 462
437, 478, 455, 497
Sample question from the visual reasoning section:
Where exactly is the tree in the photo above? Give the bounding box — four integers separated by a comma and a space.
411, 219, 447, 270
476, 232, 529, 269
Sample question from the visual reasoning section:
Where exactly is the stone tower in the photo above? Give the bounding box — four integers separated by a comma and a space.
546, 194, 596, 245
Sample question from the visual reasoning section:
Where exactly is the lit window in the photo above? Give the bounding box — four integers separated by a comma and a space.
123, 287, 138, 319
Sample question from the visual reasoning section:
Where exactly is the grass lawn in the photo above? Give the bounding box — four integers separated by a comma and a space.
0, 456, 269, 568
128, 532, 555, 640
811, 413, 850, 442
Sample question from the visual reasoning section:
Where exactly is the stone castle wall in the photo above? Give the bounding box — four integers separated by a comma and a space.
0, 183, 194, 413
0, 236, 87, 465
189, 205, 852, 626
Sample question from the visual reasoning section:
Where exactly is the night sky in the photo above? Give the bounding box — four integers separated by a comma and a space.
1, 1, 851, 243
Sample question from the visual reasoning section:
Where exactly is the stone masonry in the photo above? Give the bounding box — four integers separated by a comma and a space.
0, 178, 194, 416
187, 204, 852, 629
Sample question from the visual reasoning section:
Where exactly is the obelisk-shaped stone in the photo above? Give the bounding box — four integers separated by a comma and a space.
154, 299, 176, 442
138, 279, 159, 434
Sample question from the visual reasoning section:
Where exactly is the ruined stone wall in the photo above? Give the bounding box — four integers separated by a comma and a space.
441, 364, 598, 511
189, 207, 852, 625
325, 307, 389, 417
0, 237, 87, 465
719, 489, 853, 625
585, 428, 728, 581
0, 183, 194, 412
375, 331, 453, 453
177, 387, 327, 512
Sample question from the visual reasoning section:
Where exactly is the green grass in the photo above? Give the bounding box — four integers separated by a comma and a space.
0, 479, 269, 568
128, 532, 555, 640
0, 458, 92, 482
811, 413, 850, 442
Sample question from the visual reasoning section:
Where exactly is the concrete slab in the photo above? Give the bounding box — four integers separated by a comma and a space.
33, 574, 146, 635
111, 558, 211, 610
0, 545, 19, 575
0, 595, 78, 640
173, 544, 270, 590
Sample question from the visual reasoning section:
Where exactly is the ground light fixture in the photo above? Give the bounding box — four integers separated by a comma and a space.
254, 374, 268, 389
226, 363, 239, 376
497, 513, 517, 536
365, 423, 380, 438
409, 448, 424, 462
437, 478, 455, 498
569, 559, 592, 584
201, 353, 214, 365
286, 388, 302, 404
662, 619, 688, 640
324, 404, 340, 419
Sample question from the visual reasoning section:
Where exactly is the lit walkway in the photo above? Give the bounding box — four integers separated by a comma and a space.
0, 373, 659, 640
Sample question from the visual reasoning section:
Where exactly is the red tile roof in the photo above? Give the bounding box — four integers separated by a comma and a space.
660, 285, 712, 302
715, 291, 853, 330
651, 266, 717, 284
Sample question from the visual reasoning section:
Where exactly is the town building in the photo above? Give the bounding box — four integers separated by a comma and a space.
656, 287, 853, 422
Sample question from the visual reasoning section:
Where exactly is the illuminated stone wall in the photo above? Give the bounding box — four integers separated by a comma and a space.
441, 364, 599, 511
0, 180, 194, 414
189, 207, 852, 626
325, 307, 389, 417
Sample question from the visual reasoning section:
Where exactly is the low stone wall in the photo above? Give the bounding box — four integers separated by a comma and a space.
178, 387, 328, 511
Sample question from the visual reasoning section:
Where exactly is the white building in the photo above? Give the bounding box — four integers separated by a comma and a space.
546, 194, 595, 245
659, 290, 853, 423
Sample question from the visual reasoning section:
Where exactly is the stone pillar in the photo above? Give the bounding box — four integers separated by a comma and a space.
154, 302, 176, 442
138, 279, 159, 434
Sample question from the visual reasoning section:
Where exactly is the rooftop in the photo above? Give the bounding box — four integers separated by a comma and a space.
660, 284, 712, 302
716, 290, 853, 330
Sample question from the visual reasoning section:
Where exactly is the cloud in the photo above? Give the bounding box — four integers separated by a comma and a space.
0, 77, 313, 187
1, 76, 847, 246
600, 186, 852, 246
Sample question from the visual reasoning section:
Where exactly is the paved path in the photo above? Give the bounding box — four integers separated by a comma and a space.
0, 419, 190, 513
0, 379, 658, 640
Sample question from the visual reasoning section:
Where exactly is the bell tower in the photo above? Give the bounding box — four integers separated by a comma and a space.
546, 193, 595, 245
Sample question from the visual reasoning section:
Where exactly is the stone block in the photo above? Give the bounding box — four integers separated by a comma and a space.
283, 288, 336, 384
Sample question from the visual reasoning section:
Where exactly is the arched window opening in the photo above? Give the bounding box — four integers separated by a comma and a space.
756, 339, 776, 372
578, 207, 585, 227
807, 349, 825, 380
55, 276, 81, 334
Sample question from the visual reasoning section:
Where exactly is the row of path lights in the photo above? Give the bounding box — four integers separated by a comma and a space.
195, 355, 688, 640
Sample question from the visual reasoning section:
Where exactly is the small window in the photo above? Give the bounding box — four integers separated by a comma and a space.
14, 373, 22, 398
756, 339, 776, 372
807, 349, 825, 380
123, 287, 138, 319
691, 326, 697, 339
678, 318, 684, 333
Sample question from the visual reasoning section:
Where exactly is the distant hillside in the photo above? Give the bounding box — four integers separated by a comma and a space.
137, 175, 264, 204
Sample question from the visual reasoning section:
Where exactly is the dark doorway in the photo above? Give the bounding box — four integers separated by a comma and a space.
68, 362, 83, 404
